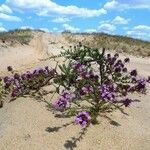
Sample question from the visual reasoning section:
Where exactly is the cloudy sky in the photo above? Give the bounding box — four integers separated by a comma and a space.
0, 0, 150, 41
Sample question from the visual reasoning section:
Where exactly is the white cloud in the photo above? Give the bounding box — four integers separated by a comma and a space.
0, 26, 7, 32
98, 23, 116, 33
0, 4, 12, 14
63, 24, 80, 32
127, 25, 150, 41
6, 0, 107, 17
112, 16, 129, 24
0, 13, 21, 22
104, 0, 119, 10
85, 29, 97, 33
52, 17, 70, 23
99, 16, 129, 27
104, 0, 150, 10
21, 26, 34, 30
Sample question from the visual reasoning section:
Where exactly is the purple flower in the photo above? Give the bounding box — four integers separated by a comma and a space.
53, 97, 70, 110
136, 79, 146, 91
26, 72, 32, 79
75, 111, 91, 128
14, 73, 20, 80
130, 69, 137, 77
115, 67, 121, 73
53, 90, 76, 110
61, 90, 76, 101
122, 98, 132, 107
11, 88, 20, 97
100, 84, 116, 102
81, 85, 93, 94
72, 61, 86, 73
7, 66, 13, 72
3, 76, 9, 83
21, 74, 27, 80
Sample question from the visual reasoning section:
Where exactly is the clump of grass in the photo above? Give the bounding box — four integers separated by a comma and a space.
0, 29, 33, 45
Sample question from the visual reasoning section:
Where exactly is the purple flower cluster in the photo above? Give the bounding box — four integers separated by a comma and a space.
105, 54, 130, 77
130, 69, 137, 77
72, 61, 86, 73
72, 61, 99, 81
100, 83, 116, 102
75, 111, 91, 128
53, 90, 76, 110
3, 66, 56, 98
80, 85, 93, 95
134, 78, 147, 93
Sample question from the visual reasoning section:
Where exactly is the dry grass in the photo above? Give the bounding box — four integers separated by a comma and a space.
0, 29, 33, 46
63, 32, 150, 57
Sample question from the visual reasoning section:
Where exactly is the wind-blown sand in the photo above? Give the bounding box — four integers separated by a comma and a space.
0, 32, 150, 150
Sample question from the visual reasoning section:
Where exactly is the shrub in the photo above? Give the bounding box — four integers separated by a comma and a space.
52, 43, 149, 128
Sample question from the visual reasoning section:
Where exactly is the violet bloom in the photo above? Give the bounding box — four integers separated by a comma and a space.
136, 79, 146, 91
61, 90, 76, 101
53, 97, 70, 110
122, 98, 132, 107
72, 61, 86, 73
3, 76, 9, 83
130, 69, 137, 77
26, 72, 32, 79
3, 77, 12, 88
75, 111, 91, 128
115, 67, 121, 73
14, 73, 20, 80
21, 74, 27, 80
100, 84, 116, 102
11, 88, 20, 97
81, 85, 93, 94
53, 90, 76, 110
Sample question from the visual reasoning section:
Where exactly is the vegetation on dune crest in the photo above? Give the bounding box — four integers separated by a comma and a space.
0, 29, 33, 45
63, 32, 150, 57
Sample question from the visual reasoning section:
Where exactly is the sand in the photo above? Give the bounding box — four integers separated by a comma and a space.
0, 32, 150, 150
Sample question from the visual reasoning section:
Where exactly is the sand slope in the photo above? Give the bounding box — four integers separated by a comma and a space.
0, 32, 70, 76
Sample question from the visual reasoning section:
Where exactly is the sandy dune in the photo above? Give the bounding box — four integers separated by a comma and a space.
0, 32, 70, 76
0, 32, 150, 150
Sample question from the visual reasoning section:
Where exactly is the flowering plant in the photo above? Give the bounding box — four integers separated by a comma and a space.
2, 66, 56, 99
52, 43, 149, 128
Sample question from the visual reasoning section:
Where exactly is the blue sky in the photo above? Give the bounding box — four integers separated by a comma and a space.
0, 0, 150, 41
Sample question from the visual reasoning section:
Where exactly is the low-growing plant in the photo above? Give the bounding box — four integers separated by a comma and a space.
52, 43, 150, 128
2, 66, 56, 99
